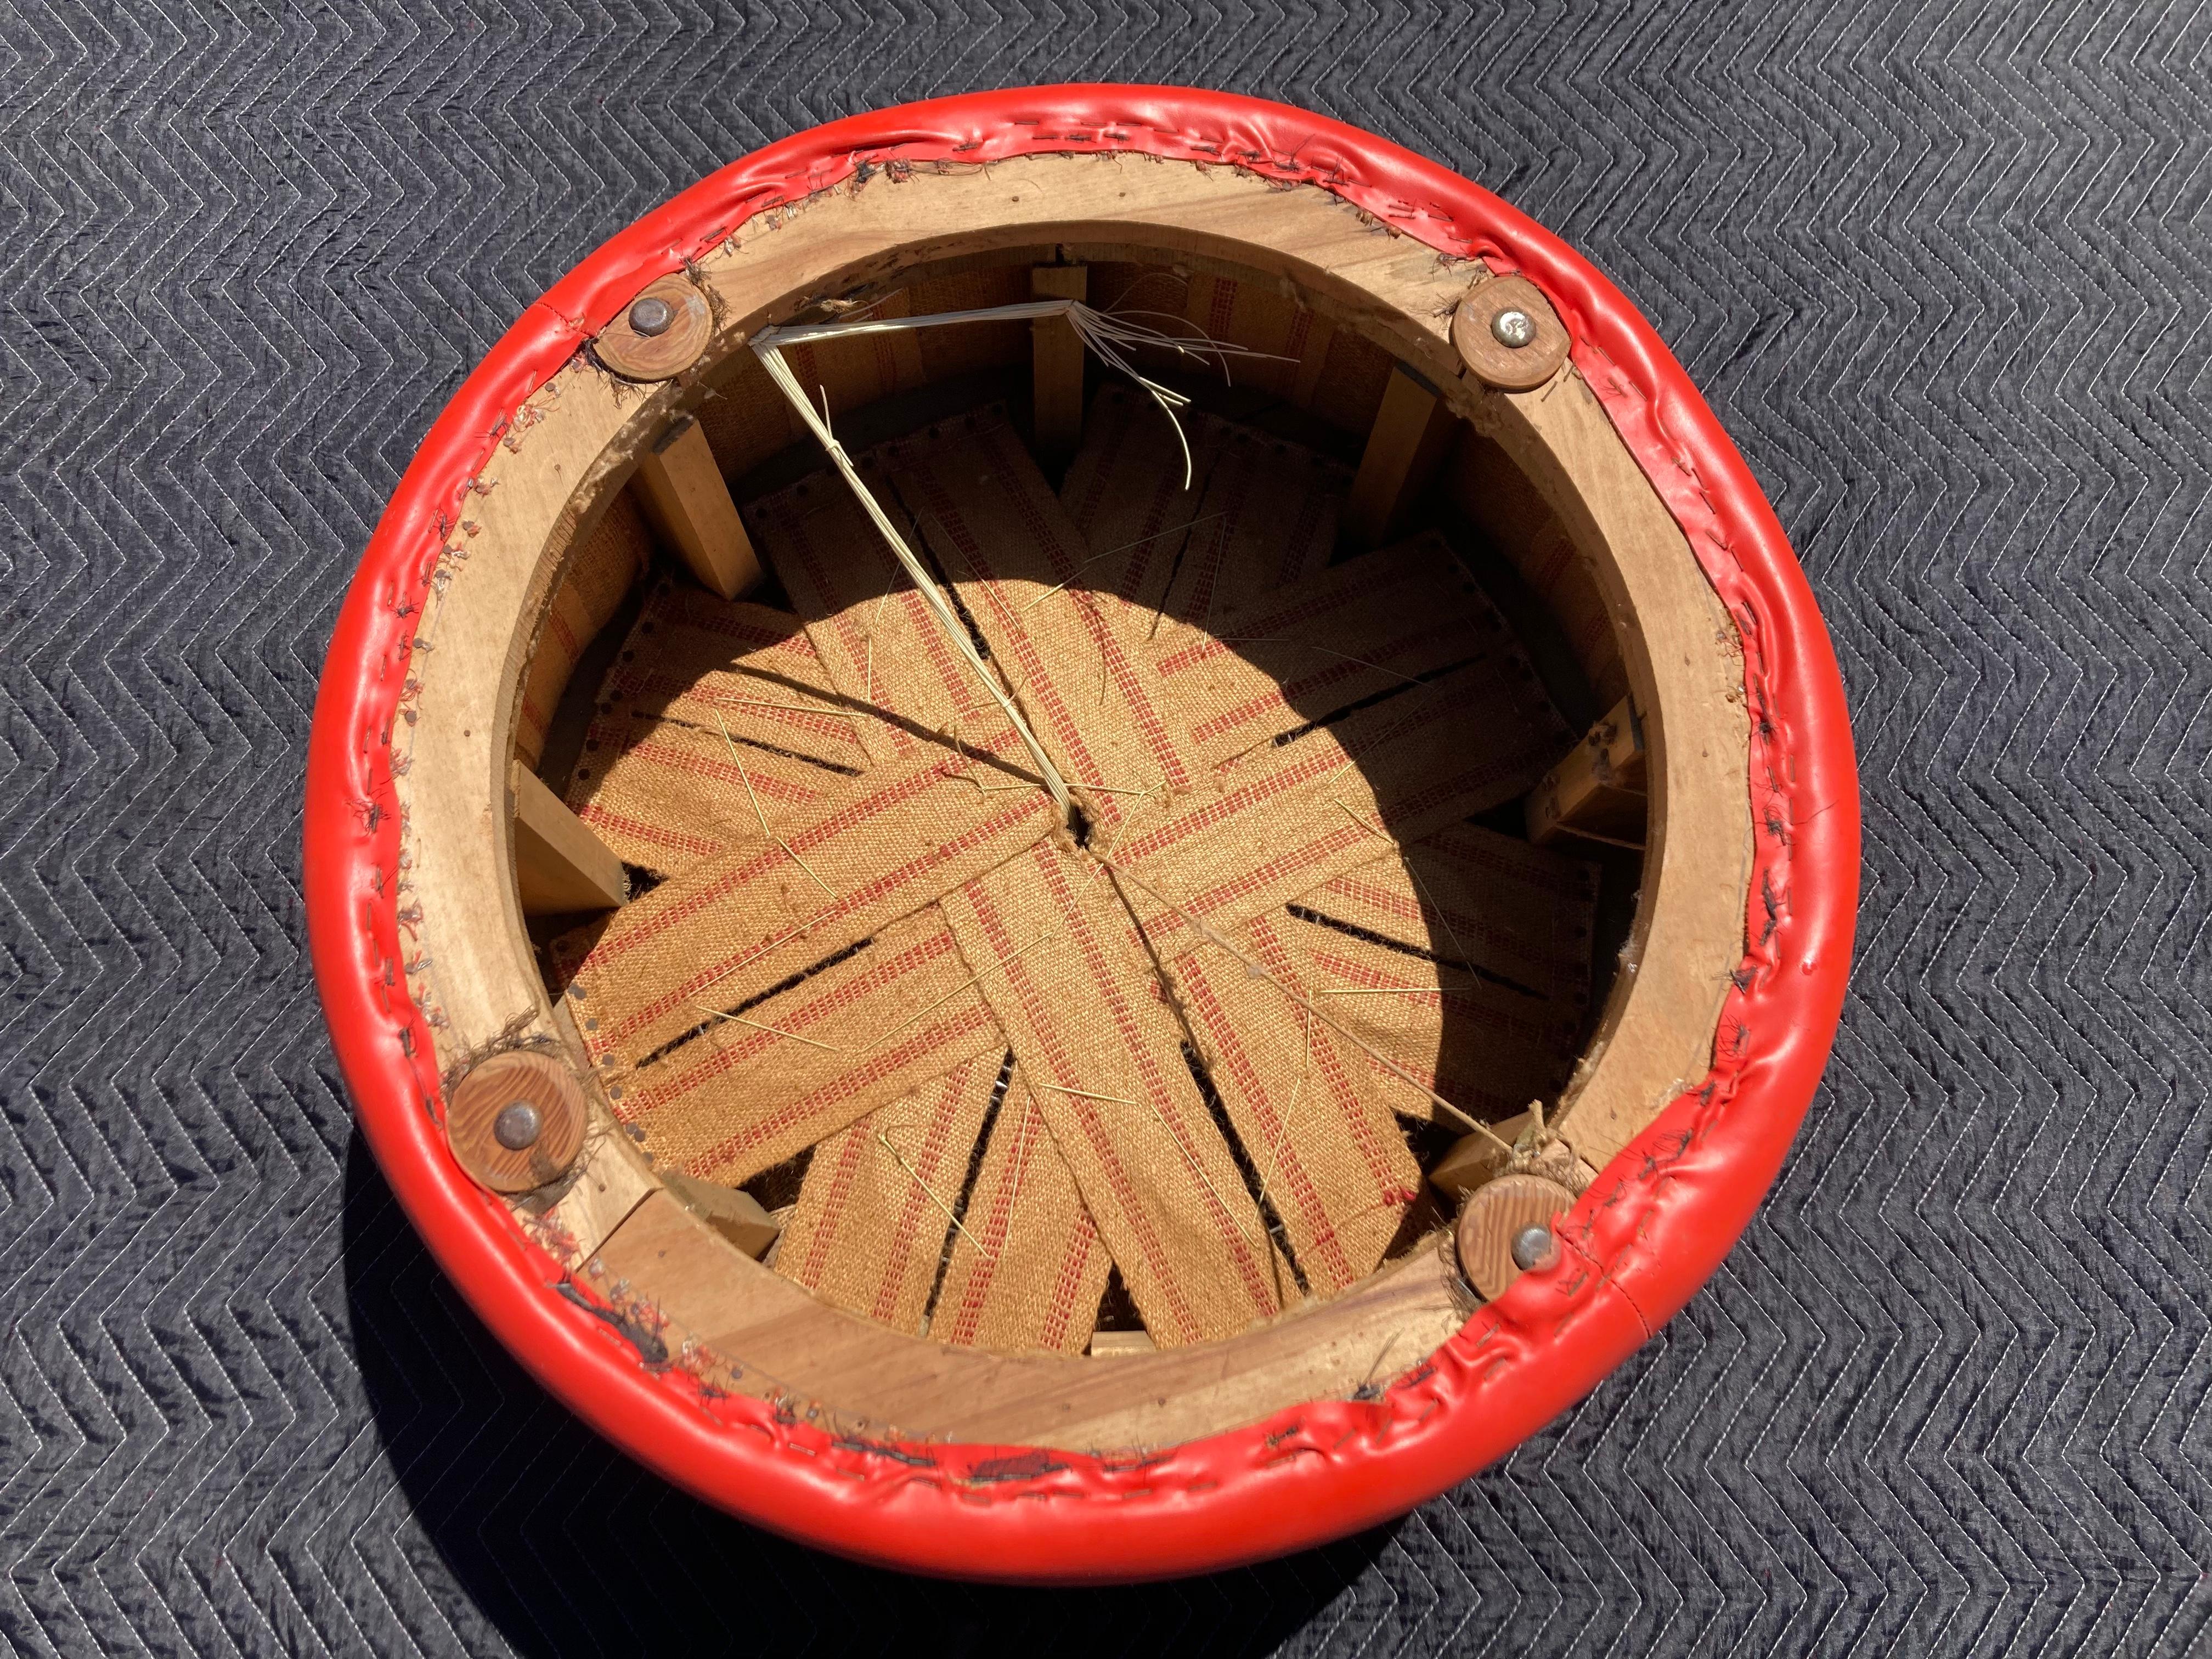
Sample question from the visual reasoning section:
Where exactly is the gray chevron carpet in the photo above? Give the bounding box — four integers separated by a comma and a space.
5, 3, 2208, 1654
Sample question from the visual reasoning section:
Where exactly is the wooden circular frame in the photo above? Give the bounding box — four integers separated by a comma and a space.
391, 155, 1751, 1449
307, 88, 1855, 1583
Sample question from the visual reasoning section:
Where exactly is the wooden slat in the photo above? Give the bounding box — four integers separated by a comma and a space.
1029, 264, 1088, 458
1525, 696, 1649, 849
1342, 365, 1456, 548
632, 416, 763, 600
1428, 1106, 1597, 1198
512, 763, 627, 915
661, 1167, 781, 1259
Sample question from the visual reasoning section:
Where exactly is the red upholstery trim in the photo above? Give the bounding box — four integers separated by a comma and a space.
304, 86, 1858, 1583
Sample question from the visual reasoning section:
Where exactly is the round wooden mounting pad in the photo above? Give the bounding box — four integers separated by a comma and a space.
445, 1049, 587, 1193
1455, 1171, 1577, 1299
592, 274, 712, 381
1453, 275, 1571, 391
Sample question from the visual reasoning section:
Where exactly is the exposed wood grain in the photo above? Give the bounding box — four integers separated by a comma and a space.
541, 1130, 658, 1268
593, 273, 713, 382
445, 1050, 588, 1195
1466, 370, 1752, 1169
1343, 365, 1455, 546
661, 1167, 781, 1259
1455, 1172, 1576, 1299
592, 1190, 1462, 1448
632, 417, 763, 600
1452, 274, 1570, 391
512, 762, 627, 916
1527, 695, 1649, 849
1029, 263, 1088, 457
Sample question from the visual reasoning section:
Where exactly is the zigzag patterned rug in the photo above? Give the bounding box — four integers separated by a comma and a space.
3, 6, 2206, 1654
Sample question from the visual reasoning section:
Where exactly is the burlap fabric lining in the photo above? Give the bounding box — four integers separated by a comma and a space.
554, 386, 1596, 1353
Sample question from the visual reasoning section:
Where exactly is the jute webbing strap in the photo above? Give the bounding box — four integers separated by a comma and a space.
1166, 909, 1423, 1296
879, 408, 1199, 822
599, 580, 864, 769
1114, 653, 1570, 945
551, 727, 1057, 1074
1154, 424, 1348, 644
1281, 825, 1599, 1124
566, 582, 860, 878
929, 1080, 1114, 1354
515, 489, 654, 765
774, 1051, 1004, 1337
1303, 822, 1598, 1011
1150, 531, 1515, 766
746, 461, 984, 767
591, 904, 1007, 1186
940, 838, 1289, 1345
571, 729, 834, 881
1055, 383, 1231, 633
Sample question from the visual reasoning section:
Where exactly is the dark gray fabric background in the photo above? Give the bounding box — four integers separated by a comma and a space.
4, 3, 2207, 1653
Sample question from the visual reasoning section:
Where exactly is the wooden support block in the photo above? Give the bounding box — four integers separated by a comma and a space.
661, 1168, 781, 1260
1428, 1106, 1538, 1197
1343, 365, 1458, 548
1088, 1330, 1156, 1357
512, 762, 628, 915
1525, 695, 1649, 849
1030, 264, 1088, 458
1429, 1107, 1598, 1199
632, 416, 763, 600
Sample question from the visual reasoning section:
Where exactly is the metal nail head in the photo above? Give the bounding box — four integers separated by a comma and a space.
1491, 308, 1537, 349
629, 295, 676, 337
494, 1101, 543, 1150
1510, 1223, 1558, 1272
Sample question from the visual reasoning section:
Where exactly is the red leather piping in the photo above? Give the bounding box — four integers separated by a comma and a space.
304, 86, 1858, 1583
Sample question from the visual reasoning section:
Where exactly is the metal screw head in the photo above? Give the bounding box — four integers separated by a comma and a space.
493, 1101, 543, 1150
1491, 308, 1538, 349
1510, 1223, 1558, 1272
628, 295, 676, 337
